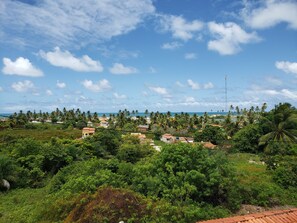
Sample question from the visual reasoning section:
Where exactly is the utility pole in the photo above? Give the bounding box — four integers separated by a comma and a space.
225, 75, 228, 113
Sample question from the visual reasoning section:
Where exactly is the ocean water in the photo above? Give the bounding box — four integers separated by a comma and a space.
0, 111, 228, 118
96, 112, 227, 117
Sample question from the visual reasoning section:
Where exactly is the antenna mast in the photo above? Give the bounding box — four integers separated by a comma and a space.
225, 75, 228, 112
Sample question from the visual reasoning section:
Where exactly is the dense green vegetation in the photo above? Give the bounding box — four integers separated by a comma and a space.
0, 103, 296, 222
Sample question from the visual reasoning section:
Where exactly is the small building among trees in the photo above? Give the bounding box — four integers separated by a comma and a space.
82, 127, 95, 138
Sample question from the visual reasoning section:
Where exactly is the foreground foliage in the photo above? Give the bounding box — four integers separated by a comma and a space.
0, 103, 296, 223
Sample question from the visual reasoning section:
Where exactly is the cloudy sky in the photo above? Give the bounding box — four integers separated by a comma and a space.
0, 0, 296, 113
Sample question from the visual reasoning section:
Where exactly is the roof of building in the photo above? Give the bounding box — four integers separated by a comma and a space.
82, 127, 95, 133
138, 125, 149, 128
209, 124, 222, 128
201, 141, 216, 149
162, 133, 173, 139
197, 208, 297, 223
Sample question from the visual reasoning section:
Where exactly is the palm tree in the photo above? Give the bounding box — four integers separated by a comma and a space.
259, 103, 297, 147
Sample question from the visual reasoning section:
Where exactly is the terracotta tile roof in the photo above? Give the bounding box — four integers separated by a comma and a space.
162, 134, 173, 139
197, 208, 297, 223
201, 141, 216, 149
82, 127, 95, 133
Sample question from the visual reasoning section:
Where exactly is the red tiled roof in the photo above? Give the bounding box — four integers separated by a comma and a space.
162, 134, 173, 139
201, 141, 216, 149
82, 127, 95, 133
197, 208, 297, 223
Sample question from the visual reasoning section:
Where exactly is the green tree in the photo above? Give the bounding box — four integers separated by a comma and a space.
232, 124, 262, 153
87, 129, 121, 156
259, 103, 297, 148
132, 144, 241, 209
194, 125, 226, 145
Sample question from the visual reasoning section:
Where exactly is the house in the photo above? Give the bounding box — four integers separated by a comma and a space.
31, 120, 41, 124
209, 124, 222, 128
131, 133, 147, 143
161, 134, 175, 143
176, 137, 187, 143
200, 141, 216, 149
186, 137, 194, 143
197, 208, 297, 223
161, 134, 194, 144
87, 121, 93, 127
137, 125, 149, 132
146, 117, 151, 124
82, 127, 95, 138
100, 121, 109, 128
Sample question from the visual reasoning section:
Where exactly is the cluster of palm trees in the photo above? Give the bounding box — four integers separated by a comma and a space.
8, 108, 99, 126
5, 103, 296, 146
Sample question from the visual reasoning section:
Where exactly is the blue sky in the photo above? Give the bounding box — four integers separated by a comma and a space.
0, 0, 296, 113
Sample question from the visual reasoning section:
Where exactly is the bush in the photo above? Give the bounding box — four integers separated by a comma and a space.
232, 124, 262, 153
131, 144, 241, 210
49, 159, 125, 194
194, 125, 226, 145
65, 187, 150, 223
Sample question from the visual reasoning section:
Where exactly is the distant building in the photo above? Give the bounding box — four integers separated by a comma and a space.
209, 124, 222, 128
137, 125, 149, 132
176, 136, 187, 143
186, 137, 194, 143
100, 121, 109, 128
31, 120, 41, 124
131, 132, 146, 140
161, 134, 194, 144
161, 134, 175, 143
87, 121, 93, 127
200, 141, 216, 149
82, 127, 95, 138
176, 137, 194, 143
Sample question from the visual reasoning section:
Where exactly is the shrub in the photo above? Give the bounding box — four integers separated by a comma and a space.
232, 124, 262, 153
64, 187, 150, 223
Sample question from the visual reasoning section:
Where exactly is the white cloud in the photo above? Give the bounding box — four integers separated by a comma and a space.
176, 81, 185, 87
11, 80, 34, 92
56, 80, 66, 89
40, 47, 103, 72
161, 41, 182, 50
266, 76, 282, 85
160, 15, 204, 41
187, 79, 200, 89
2, 57, 43, 77
280, 89, 297, 100
46, 90, 53, 96
185, 96, 196, 103
247, 85, 297, 101
82, 79, 111, 92
109, 63, 137, 74
0, 0, 155, 47
275, 61, 297, 75
184, 53, 197, 60
149, 86, 168, 95
203, 82, 214, 89
187, 79, 214, 89
208, 21, 260, 55
113, 92, 127, 99
242, 0, 297, 30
